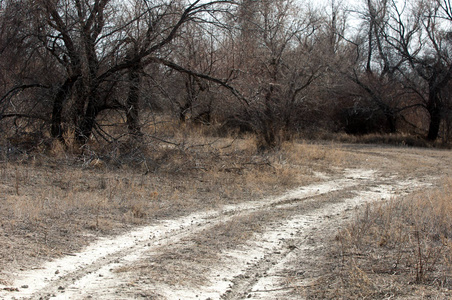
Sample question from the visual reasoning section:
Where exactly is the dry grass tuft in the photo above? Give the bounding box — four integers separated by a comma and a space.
277, 141, 350, 173
325, 179, 452, 299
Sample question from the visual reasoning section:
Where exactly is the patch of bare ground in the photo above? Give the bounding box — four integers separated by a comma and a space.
0, 138, 451, 299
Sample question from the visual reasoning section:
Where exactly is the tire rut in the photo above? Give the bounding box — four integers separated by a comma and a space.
0, 169, 430, 300
218, 178, 433, 300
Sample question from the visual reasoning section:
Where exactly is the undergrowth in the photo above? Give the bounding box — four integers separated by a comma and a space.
329, 179, 452, 299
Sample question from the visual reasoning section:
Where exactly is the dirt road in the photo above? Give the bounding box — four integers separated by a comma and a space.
0, 145, 450, 299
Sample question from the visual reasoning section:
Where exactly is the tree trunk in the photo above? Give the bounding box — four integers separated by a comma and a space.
51, 77, 77, 144
426, 80, 443, 141
427, 99, 441, 141
260, 88, 277, 149
387, 114, 397, 134
126, 63, 142, 137
380, 106, 396, 133
76, 96, 99, 145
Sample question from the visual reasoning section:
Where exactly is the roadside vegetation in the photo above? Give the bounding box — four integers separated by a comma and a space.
2, 118, 452, 298
308, 179, 452, 299
0, 121, 352, 283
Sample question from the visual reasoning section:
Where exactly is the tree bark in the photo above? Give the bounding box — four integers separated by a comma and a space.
126, 63, 142, 137
51, 77, 78, 144
425, 65, 450, 141
427, 92, 442, 141
76, 94, 100, 145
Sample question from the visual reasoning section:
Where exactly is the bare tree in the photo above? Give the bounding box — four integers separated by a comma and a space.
380, 0, 452, 141
219, 0, 323, 148
360, 0, 399, 131
0, 0, 236, 147
169, 22, 216, 123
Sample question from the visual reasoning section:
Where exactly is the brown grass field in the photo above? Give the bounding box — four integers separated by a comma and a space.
0, 126, 451, 299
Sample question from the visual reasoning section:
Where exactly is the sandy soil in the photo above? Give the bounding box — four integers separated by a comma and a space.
0, 144, 451, 299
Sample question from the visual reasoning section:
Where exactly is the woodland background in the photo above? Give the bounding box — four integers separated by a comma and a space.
2, 0, 452, 153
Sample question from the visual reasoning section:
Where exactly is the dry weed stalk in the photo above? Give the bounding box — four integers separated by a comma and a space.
333, 179, 452, 298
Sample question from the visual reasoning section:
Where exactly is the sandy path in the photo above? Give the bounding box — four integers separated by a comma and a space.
0, 168, 434, 300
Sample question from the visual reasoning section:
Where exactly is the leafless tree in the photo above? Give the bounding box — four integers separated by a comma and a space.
0, 0, 236, 147
3, 0, 450, 151
380, 0, 452, 140
343, 0, 405, 133
219, 0, 323, 148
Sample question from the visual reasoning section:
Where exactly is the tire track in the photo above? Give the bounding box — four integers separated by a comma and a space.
0, 169, 420, 300
219, 179, 433, 300
128, 175, 432, 300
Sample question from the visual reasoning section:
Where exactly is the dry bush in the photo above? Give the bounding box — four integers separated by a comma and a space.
327, 179, 452, 299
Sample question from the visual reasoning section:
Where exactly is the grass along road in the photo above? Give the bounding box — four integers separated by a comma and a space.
0, 167, 434, 299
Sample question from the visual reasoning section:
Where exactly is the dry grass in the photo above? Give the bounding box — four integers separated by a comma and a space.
331, 132, 449, 148
321, 179, 452, 299
4, 110, 452, 297
3, 118, 452, 298
0, 127, 350, 281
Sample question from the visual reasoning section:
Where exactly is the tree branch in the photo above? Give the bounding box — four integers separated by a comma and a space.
153, 57, 250, 107
0, 113, 50, 122
0, 84, 50, 105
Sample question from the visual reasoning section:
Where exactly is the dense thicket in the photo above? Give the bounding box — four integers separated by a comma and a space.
1, 0, 452, 150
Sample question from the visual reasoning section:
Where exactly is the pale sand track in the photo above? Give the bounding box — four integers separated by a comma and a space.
0, 166, 435, 300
